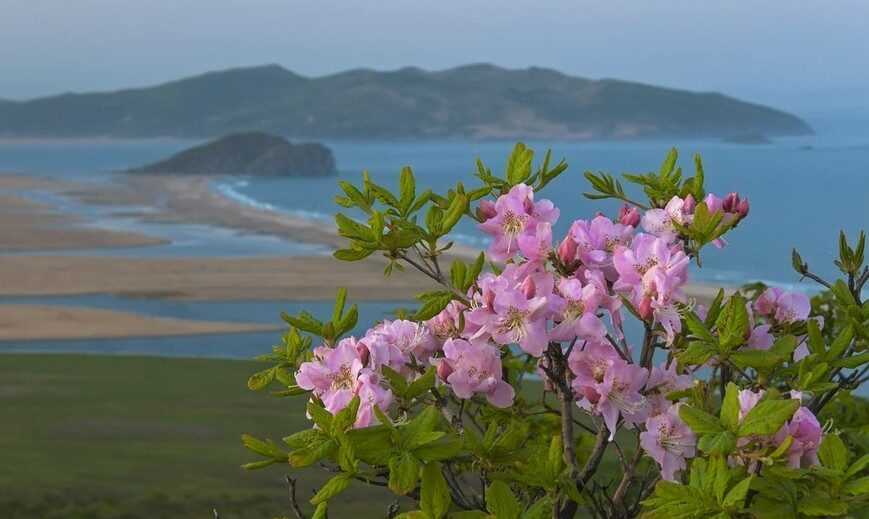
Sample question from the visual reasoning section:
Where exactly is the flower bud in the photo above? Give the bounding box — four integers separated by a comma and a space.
736, 198, 750, 218
618, 204, 641, 227
355, 341, 371, 366
476, 199, 497, 221
436, 360, 453, 381
682, 194, 697, 214
638, 296, 654, 320
722, 192, 739, 213
521, 276, 537, 299
557, 234, 578, 264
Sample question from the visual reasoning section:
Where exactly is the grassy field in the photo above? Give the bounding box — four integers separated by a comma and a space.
0, 354, 407, 519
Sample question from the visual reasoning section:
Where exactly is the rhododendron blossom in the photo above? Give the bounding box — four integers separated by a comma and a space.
640, 404, 696, 481
439, 338, 514, 407
477, 183, 559, 261
296, 337, 393, 428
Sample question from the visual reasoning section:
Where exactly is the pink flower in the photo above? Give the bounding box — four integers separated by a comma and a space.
569, 340, 649, 439
426, 300, 466, 344
296, 337, 393, 428
363, 319, 439, 374
747, 324, 774, 350
478, 184, 559, 261
645, 362, 693, 416
467, 266, 552, 356
550, 277, 606, 342
441, 338, 514, 407
640, 403, 697, 481
775, 406, 822, 469
613, 234, 690, 344
641, 196, 693, 242
487, 286, 550, 356
754, 287, 810, 324
568, 215, 634, 270
517, 222, 553, 262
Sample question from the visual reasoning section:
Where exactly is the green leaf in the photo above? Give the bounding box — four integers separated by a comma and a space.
281, 311, 324, 335
450, 260, 467, 291
846, 454, 869, 478
505, 142, 533, 185
247, 367, 275, 391
831, 351, 869, 369
283, 429, 324, 449
737, 399, 799, 437
333, 247, 375, 262
440, 193, 468, 235
335, 213, 374, 242
307, 400, 334, 431
797, 492, 849, 516
312, 502, 328, 519
717, 294, 749, 351
413, 436, 464, 462
289, 437, 336, 468
332, 288, 347, 324
680, 405, 724, 434
241, 433, 286, 459
818, 434, 849, 471
806, 319, 825, 356
400, 166, 416, 213
827, 325, 854, 360
414, 291, 455, 321
421, 462, 451, 519
406, 367, 436, 400
485, 480, 520, 519
843, 475, 869, 495
698, 431, 736, 455
389, 452, 421, 495
241, 459, 277, 470
677, 341, 718, 368
310, 472, 352, 505
523, 496, 553, 519
381, 365, 409, 396
722, 476, 752, 509
720, 382, 740, 432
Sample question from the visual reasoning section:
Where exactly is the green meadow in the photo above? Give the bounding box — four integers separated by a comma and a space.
0, 354, 409, 519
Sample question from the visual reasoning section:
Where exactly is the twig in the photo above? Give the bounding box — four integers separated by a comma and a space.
286, 475, 308, 519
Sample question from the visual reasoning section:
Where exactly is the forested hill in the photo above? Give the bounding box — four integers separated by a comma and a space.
0, 63, 813, 140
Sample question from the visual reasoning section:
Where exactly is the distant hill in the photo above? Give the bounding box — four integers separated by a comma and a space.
130, 132, 336, 176
0, 64, 813, 140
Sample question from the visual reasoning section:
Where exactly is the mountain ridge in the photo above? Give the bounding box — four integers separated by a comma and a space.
0, 63, 813, 140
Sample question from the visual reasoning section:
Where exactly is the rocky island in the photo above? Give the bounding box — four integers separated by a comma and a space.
130, 132, 336, 176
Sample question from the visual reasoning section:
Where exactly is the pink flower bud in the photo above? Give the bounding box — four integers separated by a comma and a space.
436, 360, 453, 381
736, 198, 750, 218
638, 296, 653, 320
476, 199, 497, 221
722, 192, 739, 213
521, 276, 537, 299
355, 341, 371, 366
682, 194, 697, 214
618, 204, 641, 227
557, 234, 578, 264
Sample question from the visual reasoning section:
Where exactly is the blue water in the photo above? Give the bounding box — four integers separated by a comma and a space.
225, 137, 869, 288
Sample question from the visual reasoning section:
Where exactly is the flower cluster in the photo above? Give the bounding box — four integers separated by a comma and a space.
295, 181, 823, 486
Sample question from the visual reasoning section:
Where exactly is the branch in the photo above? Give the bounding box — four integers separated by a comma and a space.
285, 475, 307, 519
560, 420, 610, 519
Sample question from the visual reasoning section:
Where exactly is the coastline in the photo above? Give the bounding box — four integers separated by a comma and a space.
0, 171, 729, 344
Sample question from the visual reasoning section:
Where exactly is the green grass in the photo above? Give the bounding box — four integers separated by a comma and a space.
0, 354, 403, 519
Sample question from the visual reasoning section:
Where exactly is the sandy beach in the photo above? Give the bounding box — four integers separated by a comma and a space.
0, 171, 723, 342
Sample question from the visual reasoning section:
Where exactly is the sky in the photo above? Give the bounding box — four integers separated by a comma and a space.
0, 0, 867, 119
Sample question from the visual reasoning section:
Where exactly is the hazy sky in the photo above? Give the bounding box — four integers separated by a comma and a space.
1, 1, 866, 117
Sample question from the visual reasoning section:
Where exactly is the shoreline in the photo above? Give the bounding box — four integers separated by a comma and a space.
0, 170, 733, 344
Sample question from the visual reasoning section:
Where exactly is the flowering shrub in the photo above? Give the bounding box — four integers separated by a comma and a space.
243, 145, 869, 518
